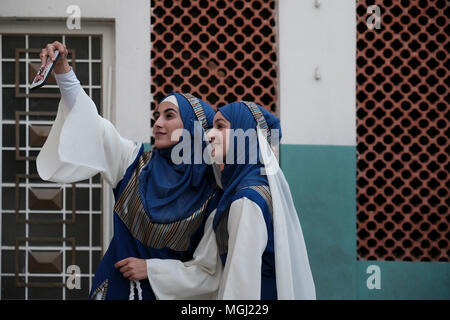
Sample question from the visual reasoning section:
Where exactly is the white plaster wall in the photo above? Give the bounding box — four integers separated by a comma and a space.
278, 0, 356, 146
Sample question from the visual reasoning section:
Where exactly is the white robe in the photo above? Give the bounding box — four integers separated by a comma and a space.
36, 68, 141, 187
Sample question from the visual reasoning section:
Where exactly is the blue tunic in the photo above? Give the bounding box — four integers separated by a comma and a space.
89, 144, 219, 299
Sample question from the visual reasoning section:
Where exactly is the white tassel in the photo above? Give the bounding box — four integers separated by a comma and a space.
129, 280, 143, 300
129, 280, 135, 300
135, 280, 143, 300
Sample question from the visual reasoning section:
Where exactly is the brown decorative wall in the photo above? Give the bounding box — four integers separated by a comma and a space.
150, 0, 278, 144
356, 0, 449, 261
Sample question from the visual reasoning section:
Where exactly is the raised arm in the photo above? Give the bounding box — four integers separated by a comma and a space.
36, 41, 140, 188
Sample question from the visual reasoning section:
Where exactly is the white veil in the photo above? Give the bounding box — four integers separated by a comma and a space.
257, 127, 316, 300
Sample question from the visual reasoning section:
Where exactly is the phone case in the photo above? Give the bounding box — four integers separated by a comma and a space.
30, 50, 60, 91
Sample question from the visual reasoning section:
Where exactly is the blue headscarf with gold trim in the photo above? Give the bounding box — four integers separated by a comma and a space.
138, 92, 216, 223
213, 101, 281, 229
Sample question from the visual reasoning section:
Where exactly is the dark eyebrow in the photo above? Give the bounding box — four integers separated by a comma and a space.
214, 118, 226, 124
164, 108, 178, 114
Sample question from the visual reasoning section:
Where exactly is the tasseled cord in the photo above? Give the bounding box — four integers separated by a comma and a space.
129, 280, 143, 300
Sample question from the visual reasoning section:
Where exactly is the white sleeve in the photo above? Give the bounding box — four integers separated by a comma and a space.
54, 68, 81, 109
36, 69, 140, 188
218, 197, 268, 300
146, 210, 223, 300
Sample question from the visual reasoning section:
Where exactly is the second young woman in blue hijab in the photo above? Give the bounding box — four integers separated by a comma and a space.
146, 101, 315, 300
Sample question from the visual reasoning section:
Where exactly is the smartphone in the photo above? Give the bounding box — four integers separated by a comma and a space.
30, 50, 60, 91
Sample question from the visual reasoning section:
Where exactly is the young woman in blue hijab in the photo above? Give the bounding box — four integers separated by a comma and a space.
36, 50, 219, 299
146, 101, 316, 300
90, 92, 219, 300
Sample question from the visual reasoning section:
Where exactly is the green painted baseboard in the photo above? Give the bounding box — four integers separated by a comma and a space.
280, 144, 357, 299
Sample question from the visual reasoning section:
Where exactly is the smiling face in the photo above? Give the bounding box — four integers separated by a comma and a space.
206, 111, 231, 163
152, 101, 184, 149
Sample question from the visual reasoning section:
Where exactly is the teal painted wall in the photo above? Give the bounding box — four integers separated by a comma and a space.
357, 260, 450, 299
143, 142, 151, 152
280, 144, 450, 300
280, 144, 357, 299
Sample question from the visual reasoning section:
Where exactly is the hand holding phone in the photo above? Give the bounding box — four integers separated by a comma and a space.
30, 49, 60, 91
31, 41, 70, 91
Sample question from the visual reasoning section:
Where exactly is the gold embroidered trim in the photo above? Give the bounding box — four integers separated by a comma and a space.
114, 150, 216, 251
90, 279, 108, 300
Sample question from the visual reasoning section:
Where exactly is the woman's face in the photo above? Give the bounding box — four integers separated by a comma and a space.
207, 111, 230, 163
152, 101, 184, 149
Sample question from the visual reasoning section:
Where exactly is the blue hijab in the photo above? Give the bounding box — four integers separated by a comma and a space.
138, 92, 216, 223
214, 101, 281, 228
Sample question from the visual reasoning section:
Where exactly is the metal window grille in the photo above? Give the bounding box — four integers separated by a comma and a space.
1, 34, 104, 299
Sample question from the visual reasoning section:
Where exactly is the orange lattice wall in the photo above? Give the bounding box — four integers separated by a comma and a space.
356, 0, 448, 261
150, 0, 278, 144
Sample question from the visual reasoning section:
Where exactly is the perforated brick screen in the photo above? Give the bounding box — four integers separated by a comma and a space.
150, 0, 278, 144
356, 0, 449, 261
